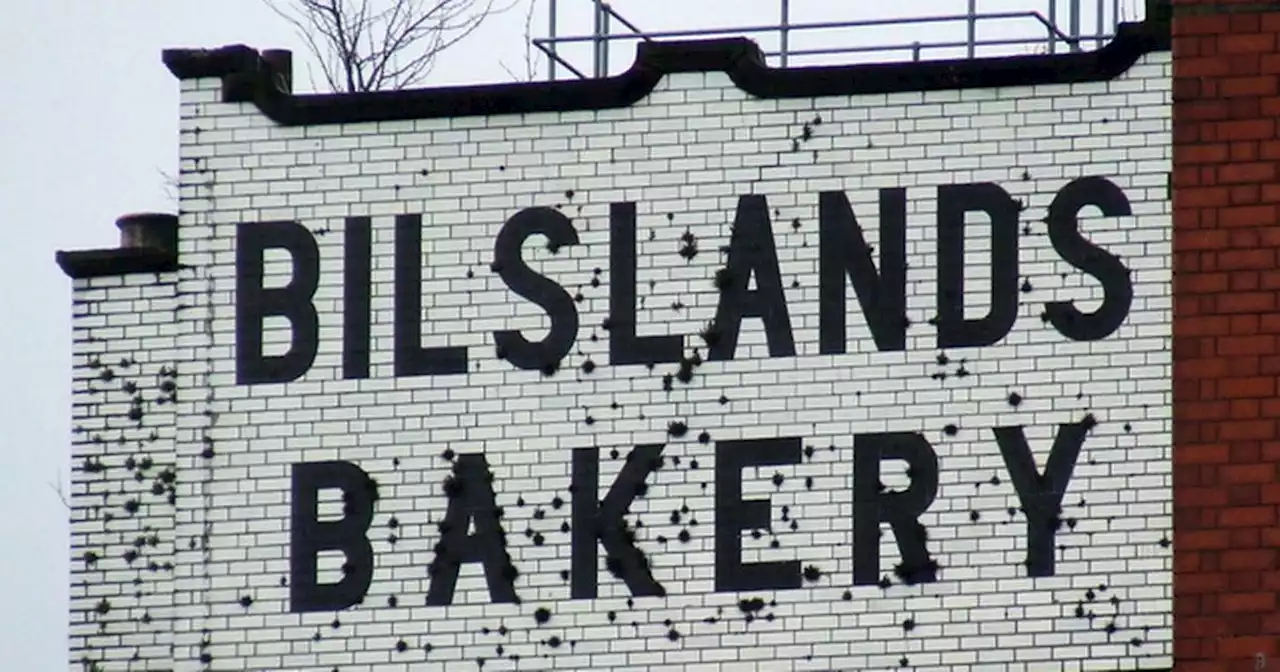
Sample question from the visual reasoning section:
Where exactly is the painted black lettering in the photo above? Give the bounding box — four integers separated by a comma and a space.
235, 220, 320, 385
993, 421, 1089, 578
852, 432, 938, 586
936, 183, 1019, 349
289, 461, 375, 613
1043, 177, 1134, 341
609, 202, 682, 366
425, 454, 518, 605
818, 188, 907, 353
343, 216, 372, 379
709, 195, 796, 360
714, 438, 802, 592
493, 207, 581, 371
394, 214, 468, 376
571, 444, 666, 599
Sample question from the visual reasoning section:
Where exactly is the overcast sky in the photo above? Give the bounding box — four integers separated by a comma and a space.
0, 0, 1142, 667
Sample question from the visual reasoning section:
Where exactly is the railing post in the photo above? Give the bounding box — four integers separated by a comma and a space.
1069, 0, 1081, 51
592, 0, 603, 78
780, 0, 790, 67
601, 5, 610, 76
548, 0, 557, 81
966, 0, 977, 58
1048, 0, 1058, 54
1096, 0, 1105, 48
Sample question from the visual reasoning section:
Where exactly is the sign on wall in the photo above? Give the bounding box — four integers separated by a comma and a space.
171, 32, 1173, 671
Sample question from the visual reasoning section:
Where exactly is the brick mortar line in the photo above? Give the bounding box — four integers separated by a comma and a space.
1173, 3, 1280, 17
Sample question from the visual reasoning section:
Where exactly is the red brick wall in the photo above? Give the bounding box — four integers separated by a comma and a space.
1173, 1, 1280, 670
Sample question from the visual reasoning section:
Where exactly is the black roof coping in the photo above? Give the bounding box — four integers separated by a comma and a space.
56, 247, 179, 279
161, 18, 1169, 127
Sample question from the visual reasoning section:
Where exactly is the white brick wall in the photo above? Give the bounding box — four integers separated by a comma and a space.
69, 272, 180, 671
71, 50, 1173, 671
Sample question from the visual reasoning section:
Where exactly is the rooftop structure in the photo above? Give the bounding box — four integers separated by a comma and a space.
537, 0, 1153, 80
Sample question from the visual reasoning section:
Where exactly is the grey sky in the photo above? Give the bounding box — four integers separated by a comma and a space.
0, 0, 1141, 667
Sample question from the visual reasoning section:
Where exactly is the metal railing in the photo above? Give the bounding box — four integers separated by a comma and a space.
534, 0, 1144, 81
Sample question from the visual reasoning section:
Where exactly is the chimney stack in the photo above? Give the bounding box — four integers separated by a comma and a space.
115, 212, 178, 254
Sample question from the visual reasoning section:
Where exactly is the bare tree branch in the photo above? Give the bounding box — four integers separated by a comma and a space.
157, 167, 179, 206
264, 0, 345, 91
48, 470, 70, 511
263, 0, 518, 92
500, 0, 543, 82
